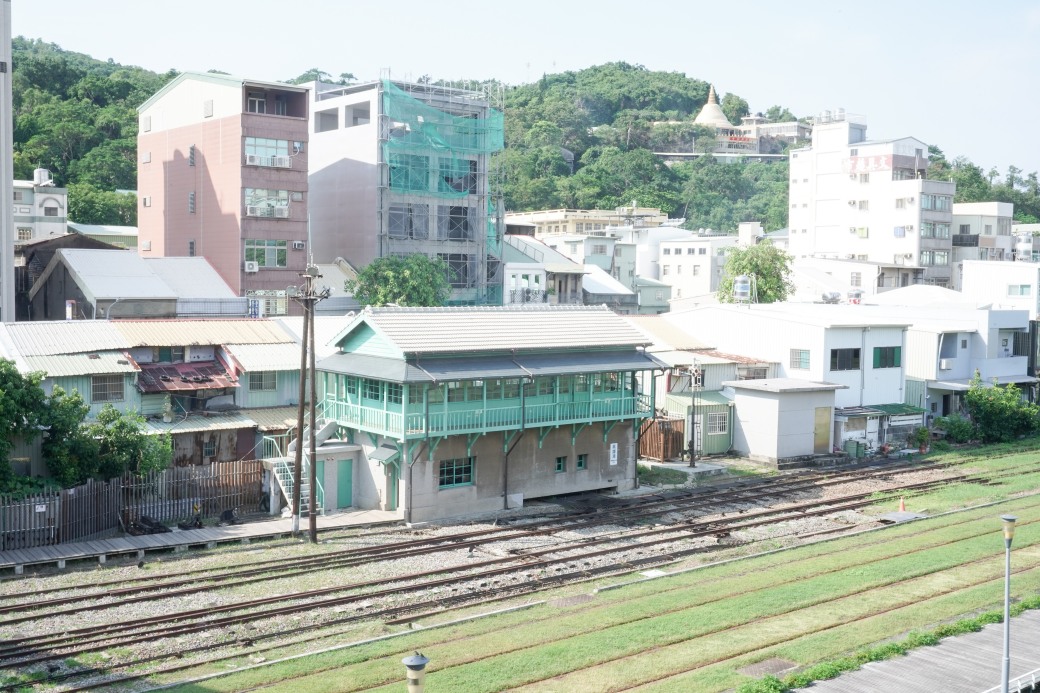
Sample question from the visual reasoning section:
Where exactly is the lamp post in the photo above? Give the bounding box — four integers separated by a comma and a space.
1001, 513, 1017, 693
402, 652, 429, 693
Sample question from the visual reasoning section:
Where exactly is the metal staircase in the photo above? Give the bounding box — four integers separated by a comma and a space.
273, 418, 338, 516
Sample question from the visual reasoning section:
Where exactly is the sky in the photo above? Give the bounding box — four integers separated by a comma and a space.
12, 0, 1040, 176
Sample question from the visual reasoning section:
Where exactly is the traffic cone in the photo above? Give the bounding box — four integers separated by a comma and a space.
898, 497, 906, 513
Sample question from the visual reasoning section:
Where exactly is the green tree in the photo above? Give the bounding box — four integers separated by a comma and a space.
963, 373, 1040, 443
39, 386, 95, 486
764, 105, 797, 122
716, 242, 794, 303
346, 255, 452, 307
720, 92, 749, 125
0, 360, 47, 485
67, 183, 136, 225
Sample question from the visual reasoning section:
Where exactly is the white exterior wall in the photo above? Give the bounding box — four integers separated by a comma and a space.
13, 181, 68, 242
657, 236, 736, 299
728, 388, 834, 461
672, 306, 907, 408
307, 85, 381, 266
788, 119, 953, 287
140, 79, 242, 133
961, 260, 1040, 319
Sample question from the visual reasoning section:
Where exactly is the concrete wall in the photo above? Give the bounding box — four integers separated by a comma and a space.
729, 388, 834, 462
400, 422, 637, 523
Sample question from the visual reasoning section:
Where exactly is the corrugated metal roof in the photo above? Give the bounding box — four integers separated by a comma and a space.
147, 258, 237, 299
0, 321, 128, 356
340, 305, 651, 355
274, 316, 349, 358
114, 319, 294, 347
225, 343, 304, 372
144, 411, 257, 435
68, 223, 138, 236
871, 403, 926, 415
60, 249, 178, 300
23, 351, 139, 377
242, 406, 300, 431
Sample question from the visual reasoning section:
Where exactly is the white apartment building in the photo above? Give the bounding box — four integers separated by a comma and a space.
788, 113, 955, 289
14, 170, 67, 243
950, 201, 1014, 288
541, 233, 616, 271
657, 234, 737, 299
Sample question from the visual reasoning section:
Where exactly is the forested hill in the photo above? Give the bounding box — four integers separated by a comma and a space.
11, 42, 1040, 230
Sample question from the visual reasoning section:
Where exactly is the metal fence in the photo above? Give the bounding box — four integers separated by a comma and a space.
0, 459, 263, 551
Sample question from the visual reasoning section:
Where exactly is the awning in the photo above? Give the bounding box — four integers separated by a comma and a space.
368, 444, 401, 466
931, 375, 1039, 392
666, 390, 733, 406
137, 361, 238, 394
870, 403, 926, 416
835, 406, 884, 417
144, 411, 257, 435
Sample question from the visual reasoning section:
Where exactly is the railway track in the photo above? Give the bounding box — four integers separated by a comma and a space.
0, 456, 1023, 691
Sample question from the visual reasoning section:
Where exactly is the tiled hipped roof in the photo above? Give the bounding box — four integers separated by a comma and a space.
362, 305, 652, 354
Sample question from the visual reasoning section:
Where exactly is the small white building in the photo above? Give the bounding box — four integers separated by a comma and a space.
723, 378, 845, 464
950, 201, 1015, 289
14, 170, 67, 243
960, 260, 1040, 319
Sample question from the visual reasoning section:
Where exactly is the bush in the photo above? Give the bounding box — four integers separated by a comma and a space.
934, 414, 976, 444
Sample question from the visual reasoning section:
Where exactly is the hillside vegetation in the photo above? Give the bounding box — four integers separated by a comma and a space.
12, 42, 1040, 231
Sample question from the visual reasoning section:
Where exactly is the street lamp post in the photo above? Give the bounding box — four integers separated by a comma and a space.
1001, 513, 1017, 693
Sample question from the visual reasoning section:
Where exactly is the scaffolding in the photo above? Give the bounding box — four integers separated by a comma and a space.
378, 78, 505, 305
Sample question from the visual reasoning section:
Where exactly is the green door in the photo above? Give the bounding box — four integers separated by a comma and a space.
337, 458, 353, 509
387, 463, 399, 511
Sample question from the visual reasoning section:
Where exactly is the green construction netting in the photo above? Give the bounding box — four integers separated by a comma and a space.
382, 80, 504, 199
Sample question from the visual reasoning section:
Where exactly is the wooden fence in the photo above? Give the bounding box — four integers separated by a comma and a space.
0, 459, 263, 551
640, 417, 686, 461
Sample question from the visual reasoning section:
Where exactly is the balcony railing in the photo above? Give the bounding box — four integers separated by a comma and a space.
509, 289, 547, 304
323, 394, 652, 438
952, 234, 979, 247
246, 205, 290, 218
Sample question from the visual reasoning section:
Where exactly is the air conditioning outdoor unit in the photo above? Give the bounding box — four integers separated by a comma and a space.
939, 359, 951, 370
292, 241, 305, 250
244, 261, 260, 273
848, 200, 857, 206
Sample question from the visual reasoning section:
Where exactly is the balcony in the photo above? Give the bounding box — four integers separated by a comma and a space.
322, 394, 652, 439
509, 289, 547, 304
245, 154, 293, 169
952, 234, 978, 247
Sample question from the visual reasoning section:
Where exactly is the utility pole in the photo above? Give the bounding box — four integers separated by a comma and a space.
290, 266, 329, 543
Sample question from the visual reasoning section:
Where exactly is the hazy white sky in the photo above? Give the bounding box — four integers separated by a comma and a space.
13, 0, 1040, 176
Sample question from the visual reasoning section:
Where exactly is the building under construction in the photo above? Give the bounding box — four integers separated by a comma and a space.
307, 78, 505, 304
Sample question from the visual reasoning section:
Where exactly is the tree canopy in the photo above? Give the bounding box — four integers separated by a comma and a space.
716, 242, 794, 304
962, 373, 1040, 443
345, 255, 451, 307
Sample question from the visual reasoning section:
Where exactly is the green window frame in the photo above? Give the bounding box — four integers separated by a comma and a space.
577, 454, 587, 470
346, 377, 358, 397
555, 456, 567, 473
203, 439, 216, 457
502, 378, 520, 399
486, 379, 503, 399
558, 376, 572, 394
447, 381, 465, 402
408, 386, 424, 404
362, 379, 381, 400
387, 383, 403, 404
872, 346, 901, 369
438, 457, 474, 488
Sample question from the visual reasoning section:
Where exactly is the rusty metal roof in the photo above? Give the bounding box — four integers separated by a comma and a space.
136, 361, 237, 393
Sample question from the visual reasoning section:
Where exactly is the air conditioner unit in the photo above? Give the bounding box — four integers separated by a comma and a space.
292, 241, 305, 250
244, 261, 260, 273
290, 191, 304, 201
908, 197, 915, 203
906, 225, 914, 232
904, 253, 914, 259
245, 154, 261, 166
848, 200, 857, 206
939, 359, 951, 370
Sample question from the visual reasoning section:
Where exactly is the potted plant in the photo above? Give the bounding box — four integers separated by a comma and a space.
910, 426, 930, 453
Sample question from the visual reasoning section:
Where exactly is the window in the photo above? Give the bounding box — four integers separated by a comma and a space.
438, 457, 474, 488
790, 349, 810, 370
859, 173, 869, 183
850, 272, 861, 287
315, 108, 338, 132
244, 188, 290, 216
388, 203, 430, 239
188, 192, 196, 214
662, 248, 671, 255
707, 412, 728, 435
246, 289, 288, 316
873, 346, 901, 368
44, 206, 59, 217
203, 440, 216, 457
437, 253, 473, 288
16, 227, 32, 241
895, 198, 906, 209
188, 145, 196, 166
247, 92, 266, 114
438, 157, 476, 194
984, 224, 993, 235
577, 454, 587, 470
857, 200, 869, 211
686, 248, 696, 255
692, 266, 700, 276
830, 348, 861, 371
12, 190, 23, 202
244, 137, 292, 166
676, 265, 683, 275
188, 240, 196, 257
143, 197, 152, 208
855, 227, 869, 238
91, 375, 124, 403
438, 205, 474, 240
1008, 285, 1032, 297
591, 244, 607, 255
922, 194, 951, 211
698, 247, 706, 255
249, 371, 276, 391
738, 367, 768, 380
555, 456, 567, 473
363, 379, 381, 400
959, 224, 971, 234
387, 383, 403, 404
662, 265, 670, 276
245, 239, 288, 267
